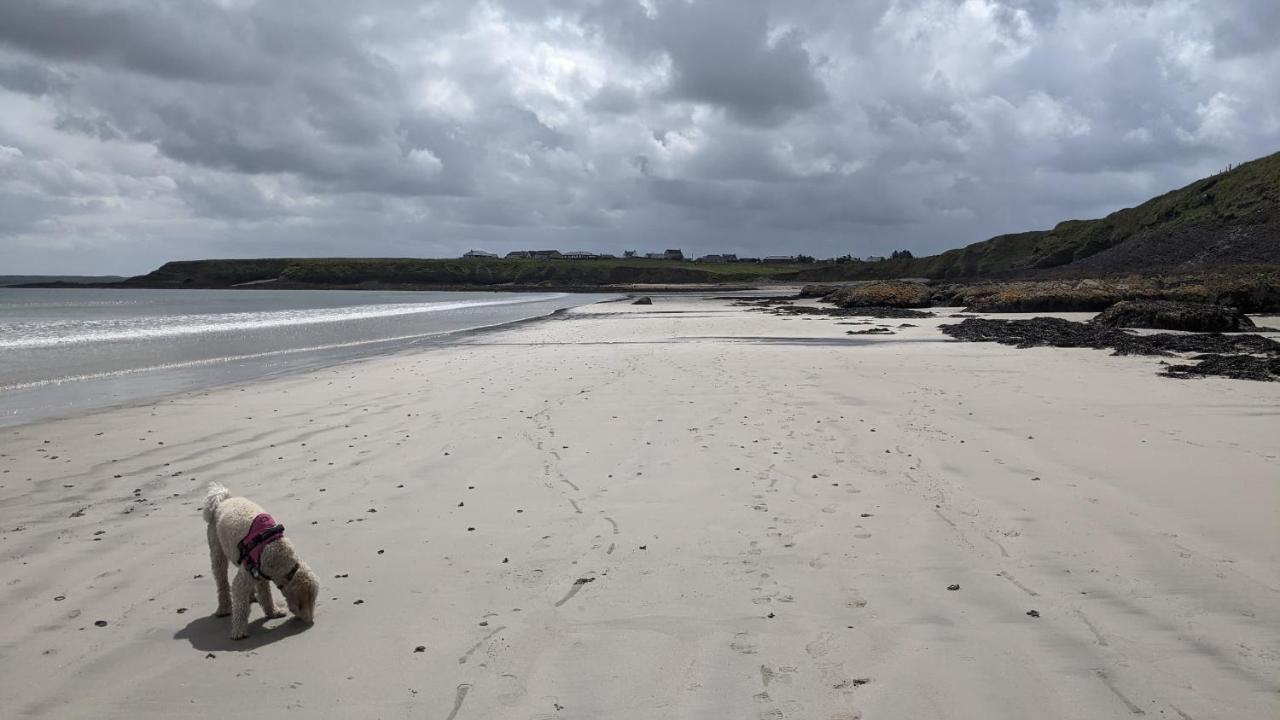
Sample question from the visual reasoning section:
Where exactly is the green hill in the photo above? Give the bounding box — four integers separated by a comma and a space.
75, 151, 1280, 290
799, 151, 1279, 281
920, 151, 1279, 278
119, 257, 816, 289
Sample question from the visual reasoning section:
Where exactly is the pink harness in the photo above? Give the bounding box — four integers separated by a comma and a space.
237, 513, 285, 579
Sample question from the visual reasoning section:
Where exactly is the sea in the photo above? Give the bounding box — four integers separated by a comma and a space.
0, 288, 613, 427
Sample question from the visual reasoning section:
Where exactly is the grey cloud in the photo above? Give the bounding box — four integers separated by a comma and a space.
1212, 0, 1280, 58
0, 0, 1278, 274
0, 57, 69, 96
0, 1, 269, 83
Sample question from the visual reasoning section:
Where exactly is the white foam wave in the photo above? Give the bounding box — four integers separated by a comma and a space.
0, 319, 523, 392
0, 294, 566, 350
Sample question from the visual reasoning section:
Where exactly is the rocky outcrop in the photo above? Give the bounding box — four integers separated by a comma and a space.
939, 316, 1280, 381
1092, 300, 1255, 332
826, 281, 931, 308
798, 284, 839, 298
631, 296, 653, 305
942, 271, 1280, 314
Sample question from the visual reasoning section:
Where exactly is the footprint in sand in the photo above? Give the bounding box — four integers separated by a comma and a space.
496, 674, 527, 706
843, 589, 868, 609
731, 632, 759, 655
806, 632, 836, 658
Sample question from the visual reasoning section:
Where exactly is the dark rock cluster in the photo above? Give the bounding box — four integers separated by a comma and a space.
940, 316, 1280, 381
1091, 300, 1254, 332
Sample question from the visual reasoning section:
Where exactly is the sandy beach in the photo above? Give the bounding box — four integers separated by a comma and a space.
2, 297, 1277, 719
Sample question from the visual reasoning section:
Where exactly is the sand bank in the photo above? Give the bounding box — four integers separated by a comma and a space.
1, 298, 1277, 719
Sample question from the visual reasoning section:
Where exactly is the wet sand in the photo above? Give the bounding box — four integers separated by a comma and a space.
2, 298, 1277, 719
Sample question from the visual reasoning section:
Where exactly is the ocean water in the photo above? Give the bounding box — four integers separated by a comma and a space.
0, 288, 611, 426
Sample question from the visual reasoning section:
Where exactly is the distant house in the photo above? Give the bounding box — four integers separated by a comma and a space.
560, 251, 598, 260
505, 250, 561, 259
763, 255, 797, 263
697, 253, 737, 263
505, 251, 531, 258
623, 250, 637, 258
463, 250, 497, 258
664, 249, 684, 261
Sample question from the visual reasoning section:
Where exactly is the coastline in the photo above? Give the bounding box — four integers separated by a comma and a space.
0, 290, 617, 429
2, 297, 1277, 719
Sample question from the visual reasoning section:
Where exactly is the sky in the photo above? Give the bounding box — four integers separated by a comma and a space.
1, 0, 1277, 275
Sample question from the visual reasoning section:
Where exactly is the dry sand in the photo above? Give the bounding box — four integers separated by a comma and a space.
1, 298, 1277, 719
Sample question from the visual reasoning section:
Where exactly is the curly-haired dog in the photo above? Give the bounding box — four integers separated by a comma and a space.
203, 481, 319, 639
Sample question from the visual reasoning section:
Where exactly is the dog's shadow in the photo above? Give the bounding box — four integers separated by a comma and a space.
175, 613, 310, 652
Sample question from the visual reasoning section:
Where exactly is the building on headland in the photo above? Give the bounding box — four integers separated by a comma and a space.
664, 249, 684, 260
505, 250, 562, 259
559, 251, 598, 260
463, 250, 497, 258
763, 255, 797, 263
696, 254, 737, 263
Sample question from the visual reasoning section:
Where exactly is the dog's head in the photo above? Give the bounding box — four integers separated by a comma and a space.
282, 563, 319, 623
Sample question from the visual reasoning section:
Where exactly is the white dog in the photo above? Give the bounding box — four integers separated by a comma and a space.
203, 481, 319, 639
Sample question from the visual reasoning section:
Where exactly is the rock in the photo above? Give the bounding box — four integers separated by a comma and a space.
763, 304, 933, 319
826, 281, 932, 309
846, 328, 894, 335
799, 284, 839, 299
947, 584, 960, 591
631, 296, 653, 305
1092, 300, 1255, 332
942, 271, 1280, 314
940, 316, 1280, 381
1163, 353, 1280, 381
1026, 609, 1040, 618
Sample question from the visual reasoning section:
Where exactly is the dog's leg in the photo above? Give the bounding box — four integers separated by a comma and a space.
230, 569, 254, 640
256, 579, 286, 618
208, 522, 231, 617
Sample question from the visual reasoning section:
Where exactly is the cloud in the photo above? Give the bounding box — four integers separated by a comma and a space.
0, 0, 1277, 274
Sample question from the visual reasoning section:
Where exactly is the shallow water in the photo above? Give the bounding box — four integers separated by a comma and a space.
0, 288, 611, 426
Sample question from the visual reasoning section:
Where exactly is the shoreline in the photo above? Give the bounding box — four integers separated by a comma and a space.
2, 297, 1277, 719
0, 295, 617, 430
10, 280, 772, 293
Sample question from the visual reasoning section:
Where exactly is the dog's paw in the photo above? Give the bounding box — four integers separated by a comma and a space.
264, 608, 287, 619
230, 630, 249, 640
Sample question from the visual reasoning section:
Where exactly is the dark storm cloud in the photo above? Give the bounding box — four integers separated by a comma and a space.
0, 0, 1277, 274
649, 0, 827, 125
0, 56, 69, 96
0, 1, 268, 83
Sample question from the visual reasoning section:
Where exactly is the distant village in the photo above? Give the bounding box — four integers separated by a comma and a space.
460, 249, 912, 263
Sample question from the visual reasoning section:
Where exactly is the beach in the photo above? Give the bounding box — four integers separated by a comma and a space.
2, 296, 1277, 719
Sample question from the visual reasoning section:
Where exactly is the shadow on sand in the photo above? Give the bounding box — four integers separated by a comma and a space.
175, 613, 310, 652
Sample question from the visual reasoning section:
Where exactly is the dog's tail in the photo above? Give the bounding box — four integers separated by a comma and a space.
202, 481, 231, 523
